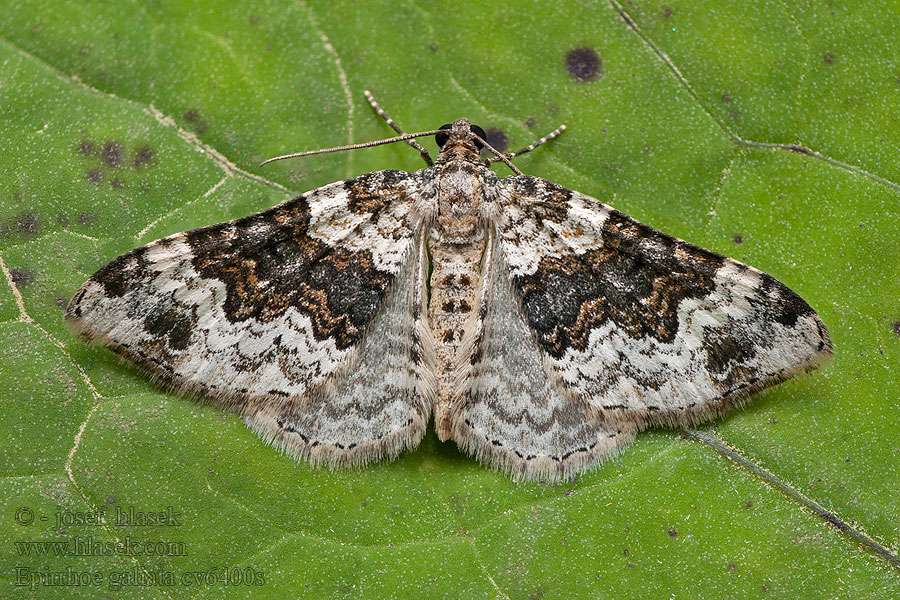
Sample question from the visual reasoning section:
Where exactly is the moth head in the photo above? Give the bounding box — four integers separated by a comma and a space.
435, 119, 487, 151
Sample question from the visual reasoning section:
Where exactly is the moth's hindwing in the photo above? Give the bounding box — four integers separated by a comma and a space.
450, 230, 637, 481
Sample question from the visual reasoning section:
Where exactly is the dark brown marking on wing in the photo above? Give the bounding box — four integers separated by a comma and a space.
188, 193, 394, 351
515, 209, 727, 358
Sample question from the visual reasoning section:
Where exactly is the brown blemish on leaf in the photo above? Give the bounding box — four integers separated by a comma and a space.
733, 234, 743, 244
184, 109, 207, 134
485, 128, 509, 153
57, 214, 69, 227
10, 268, 35, 286
16, 213, 39, 234
111, 178, 124, 188
892, 320, 900, 336
78, 212, 97, 225
565, 47, 602, 82
824, 51, 835, 64
133, 146, 154, 168
662, 7, 673, 18
101, 141, 124, 167
78, 140, 94, 155
668, 528, 678, 537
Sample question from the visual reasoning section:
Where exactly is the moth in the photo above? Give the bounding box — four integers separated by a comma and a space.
65, 92, 832, 481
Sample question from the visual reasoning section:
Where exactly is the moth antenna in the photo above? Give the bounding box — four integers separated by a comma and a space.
471, 133, 523, 175
486, 125, 567, 165
260, 129, 447, 167
364, 90, 434, 166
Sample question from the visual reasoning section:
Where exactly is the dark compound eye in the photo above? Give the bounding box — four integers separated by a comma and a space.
435, 123, 487, 149
470, 124, 486, 149
435, 124, 453, 148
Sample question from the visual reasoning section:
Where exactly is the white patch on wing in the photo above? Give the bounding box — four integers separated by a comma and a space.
497, 186, 610, 278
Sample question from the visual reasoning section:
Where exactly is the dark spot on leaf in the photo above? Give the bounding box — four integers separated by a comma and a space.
249, 14, 259, 24
429, 42, 439, 52
721, 93, 732, 103
183, 110, 207, 133
55, 296, 67, 308
525, 117, 536, 128
769, 417, 777, 424
565, 47, 602, 82
824, 51, 835, 64
668, 528, 677, 537
622, 548, 629, 555
733, 234, 743, 244
484, 128, 509, 152
78, 140, 94, 155
111, 178, 124, 188
101, 141, 123, 167
892, 321, 900, 336
11, 268, 35, 286
133, 146, 154, 168
745, 501, 753, 509
727, 562, 737, 570
86, 170, 103, 183
16, 213, 38, 234
57, 214, 69, 227
662, 7, 673, 18
78, 212, 97, 225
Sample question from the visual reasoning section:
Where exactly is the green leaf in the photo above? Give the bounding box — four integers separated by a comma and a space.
1, 1, 898, 598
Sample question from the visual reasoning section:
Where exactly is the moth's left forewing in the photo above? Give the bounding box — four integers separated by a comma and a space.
494, 176, 832, 430
66, 170, 436, 467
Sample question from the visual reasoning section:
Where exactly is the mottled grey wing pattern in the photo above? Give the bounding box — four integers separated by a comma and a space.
493, 176, 832, 430
450, 231, 636, 481
66, 170, 435, 465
